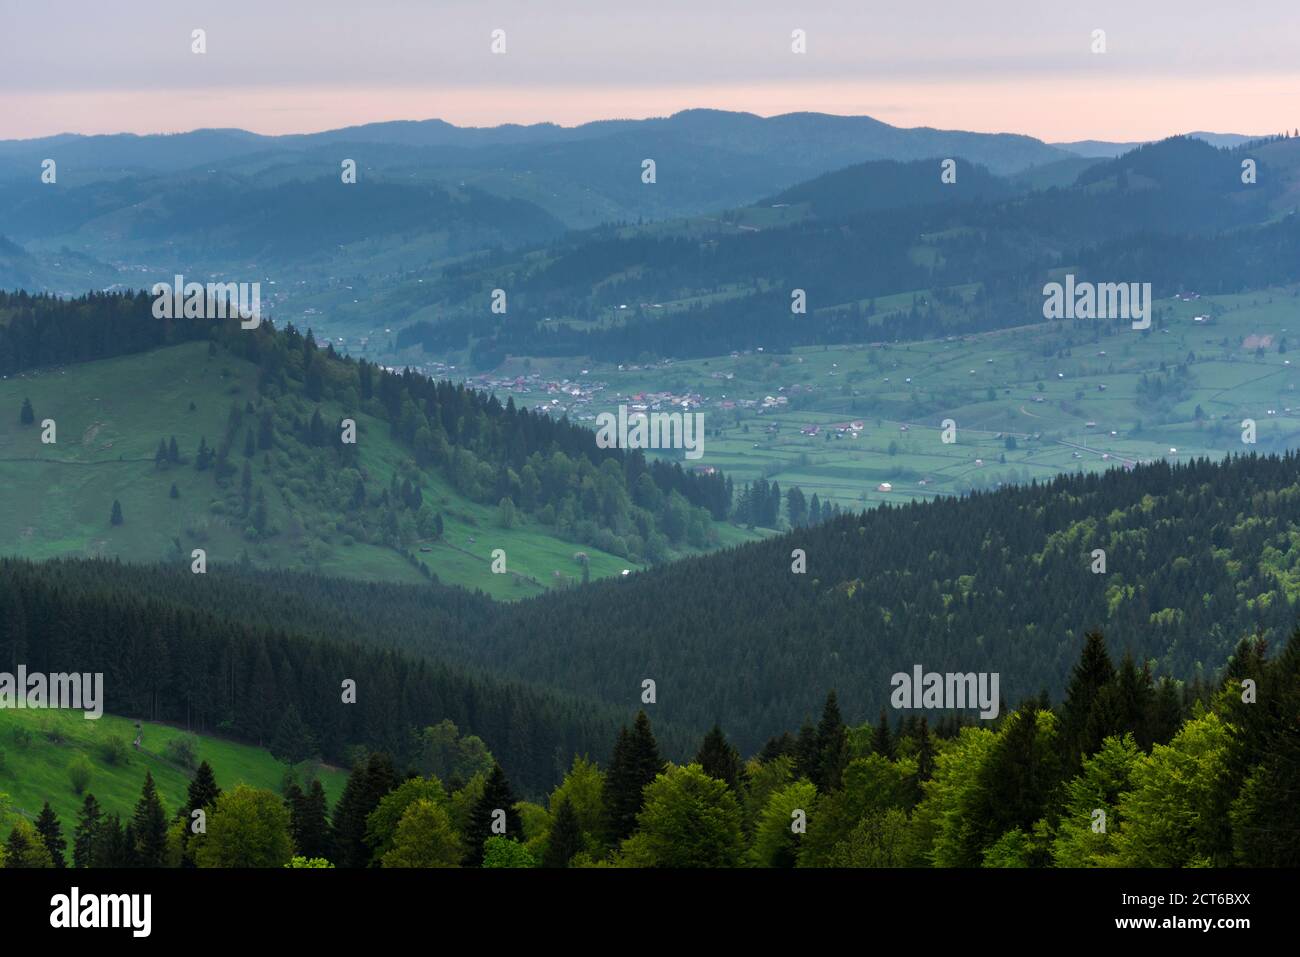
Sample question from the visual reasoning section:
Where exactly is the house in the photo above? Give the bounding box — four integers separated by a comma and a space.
877, 482, 893, 492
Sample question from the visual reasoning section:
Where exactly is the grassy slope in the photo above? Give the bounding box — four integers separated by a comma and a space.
0, 709, 347, 847
0, 341, 653, 598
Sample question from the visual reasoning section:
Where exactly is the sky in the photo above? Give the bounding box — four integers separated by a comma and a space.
2, 0, 1298, 142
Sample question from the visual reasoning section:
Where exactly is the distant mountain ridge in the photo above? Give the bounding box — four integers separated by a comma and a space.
1054, 131, 1260, 158
0, 109, 1071, 176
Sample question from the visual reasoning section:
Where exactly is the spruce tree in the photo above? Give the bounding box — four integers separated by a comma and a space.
110, 500, 124, 526
1147, 677, 1184, 746
603, 711, 664, 844
73, 794, 103, 868
179, 760, 221, 866
131, 771, 168, 867
871, 707, 895, 762
758, 731, 795, 764
34, 801, 67, 867
916, 716, 935, 781
288, 779, 333, 861
20, 397, 34, 425
974, 707, 1060, 865
694, 723, 742, 791
465, 763, 523, 865
793, 720, 819, 782
1061, 631, 1117, 768
332, 752, 396, 868
92, 814, 129, 868
542, 796, 582, 868
815, 692, 849, 789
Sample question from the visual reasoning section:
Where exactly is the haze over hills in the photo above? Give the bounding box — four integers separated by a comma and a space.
1055, 131, 1262, 158
0, 110, 1073, 179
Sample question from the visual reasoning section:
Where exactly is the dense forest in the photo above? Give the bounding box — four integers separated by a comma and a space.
0, 556, 694, 796
248, 448, 1300, 754
4, 625, 1295, 868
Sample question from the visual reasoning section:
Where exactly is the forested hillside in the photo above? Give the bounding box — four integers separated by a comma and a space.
1, 292, 742, 593
0, 556, 697, 796
411, 450, 1300, 751
395, 135, 1300, 365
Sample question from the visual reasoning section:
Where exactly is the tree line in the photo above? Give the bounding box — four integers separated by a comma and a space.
5, 626, 1294, 868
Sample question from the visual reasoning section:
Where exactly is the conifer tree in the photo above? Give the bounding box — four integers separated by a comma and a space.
288, 779, 333, 861
1147, 677, 1184, 746
542, 795, 582, 868
92, 813, 130, 868
758, 731, 795, 764
110, 500, 124, 526
1061, 631, 1116, 768
871, 707, 895, 762
915, 716, 935, 782
603, 711, 664, 844
73, 794, 103, 868
465, 763, 523, 865
815, 692, 849, 789
793, 720, 819, 782
20, 397, 34, 425
695, 723, 742, 791
332, 753, 397, 868
132, 771, 168, 867
179, 760, 222, 867
34, 801, 66, 867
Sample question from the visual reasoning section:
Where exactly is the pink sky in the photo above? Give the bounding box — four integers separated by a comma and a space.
4, 1, 1298, 142
4, 74, 1295, 142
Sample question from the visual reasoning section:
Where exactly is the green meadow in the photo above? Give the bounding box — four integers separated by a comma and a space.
0, 708, 347, 846
0, 341, 663, 598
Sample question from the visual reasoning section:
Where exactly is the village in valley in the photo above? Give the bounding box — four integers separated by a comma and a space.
292, 283, 1300, 526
